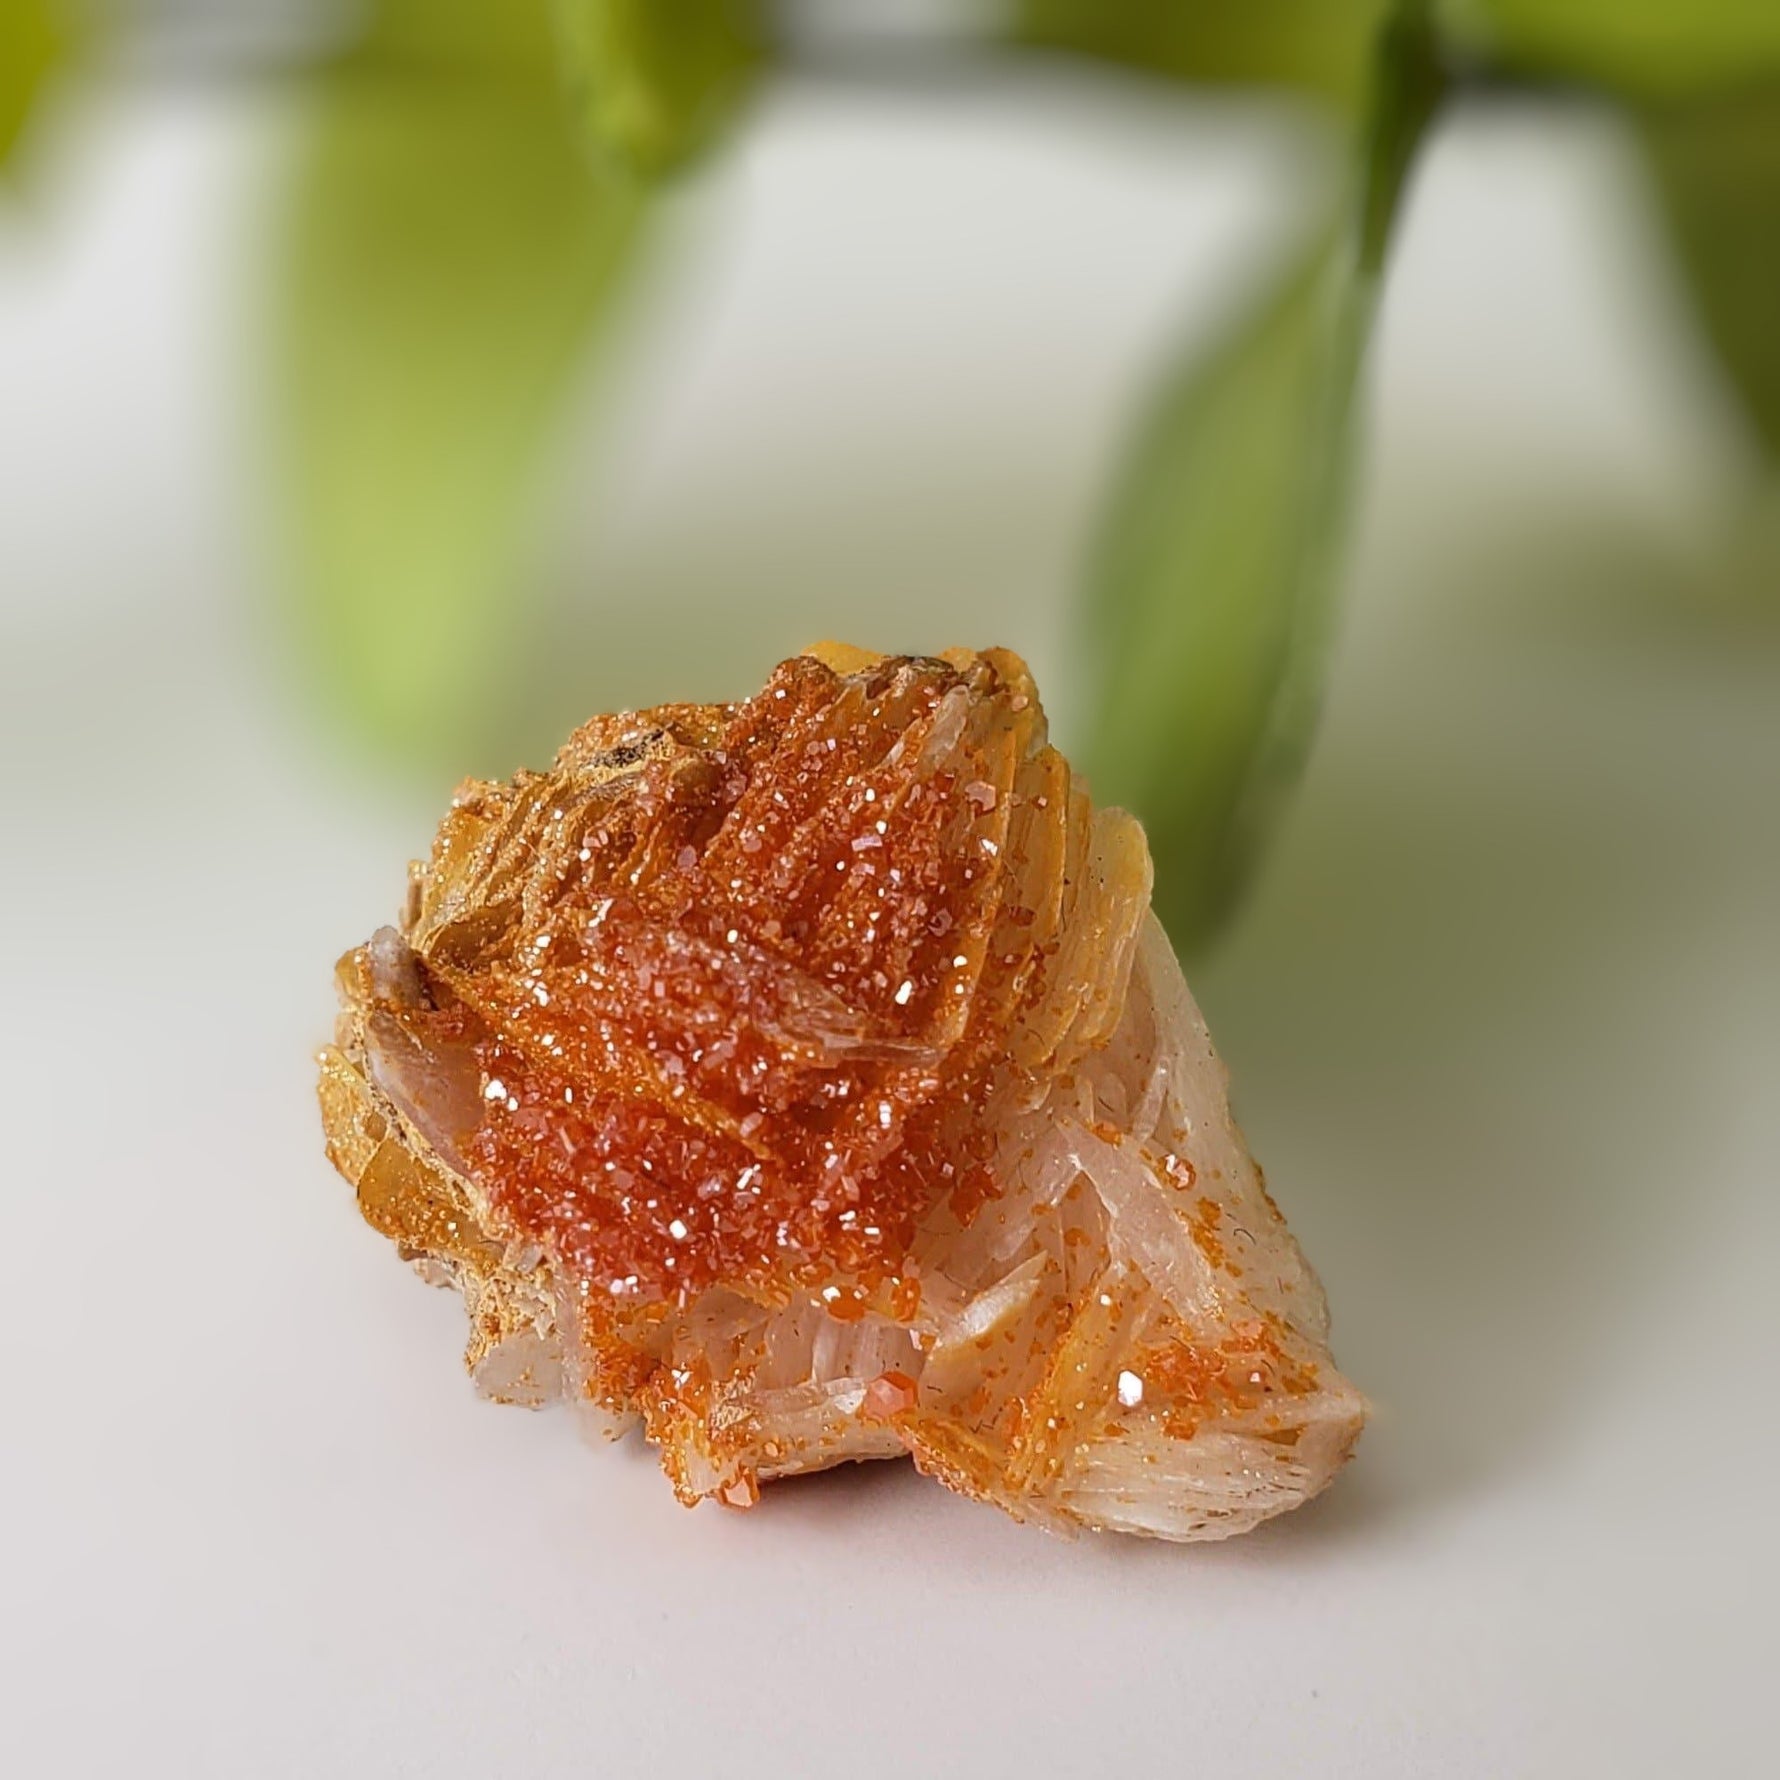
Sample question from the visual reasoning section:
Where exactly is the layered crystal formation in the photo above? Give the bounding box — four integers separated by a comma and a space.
318, 644, 1364, 1538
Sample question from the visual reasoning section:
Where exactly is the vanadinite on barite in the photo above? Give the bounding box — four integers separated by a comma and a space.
317, 644, 1364, 1539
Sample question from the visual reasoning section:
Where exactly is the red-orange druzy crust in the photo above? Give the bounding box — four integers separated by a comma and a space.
320, 643, 1365, 1538
455, 648, 1035, 1310
362, 647, 1137, 1353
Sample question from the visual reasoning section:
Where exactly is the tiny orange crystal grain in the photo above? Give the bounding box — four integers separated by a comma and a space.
317, 645, 1364, 1539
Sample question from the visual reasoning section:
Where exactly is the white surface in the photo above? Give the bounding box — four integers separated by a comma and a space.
3, 74, 1776, 1778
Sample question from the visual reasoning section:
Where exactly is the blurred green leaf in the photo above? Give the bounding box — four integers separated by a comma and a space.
353, 0, 563, 77
1642, 84, 1780, 460
1081, 1, 1444, 956
1, 0, 62, 173
551, 0, 762, 176
1015, 0, 1392, 109
1460, 1, 1780, 98
277, 1, 645, 770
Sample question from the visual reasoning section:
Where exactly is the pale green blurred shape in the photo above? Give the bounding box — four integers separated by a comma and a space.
276, 0, 645, 772
1084, 253, 1353, 955
355, 0, 565, 78
1471, 0, 1780, 461
552, 0, 762, 176
1078, 3, 1443, 955
0, 0, 62, 172
1462, 0, 1780, 96
1644, 84, 1780, 462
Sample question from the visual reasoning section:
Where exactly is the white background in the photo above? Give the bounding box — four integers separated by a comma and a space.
3, 63, 1776, 1776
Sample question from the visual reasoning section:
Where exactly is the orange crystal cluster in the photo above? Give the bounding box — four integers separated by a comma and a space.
318, 645, 1364, 1538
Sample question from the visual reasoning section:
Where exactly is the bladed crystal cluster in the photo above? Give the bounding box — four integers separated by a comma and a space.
318, 644, 1363, 1538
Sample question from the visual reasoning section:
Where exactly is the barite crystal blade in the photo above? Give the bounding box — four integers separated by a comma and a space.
318, 645, 1364, 1538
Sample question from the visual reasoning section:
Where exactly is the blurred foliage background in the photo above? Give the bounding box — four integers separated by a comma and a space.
3, 0, 1776, 958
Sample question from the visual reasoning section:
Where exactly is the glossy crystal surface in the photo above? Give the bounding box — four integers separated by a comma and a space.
319, 645, 1364, 1537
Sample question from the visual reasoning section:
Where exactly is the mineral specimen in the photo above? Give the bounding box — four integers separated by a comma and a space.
318, 644, 1364, 1539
